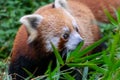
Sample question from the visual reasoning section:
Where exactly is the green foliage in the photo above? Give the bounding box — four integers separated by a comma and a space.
51, 42, 64, 65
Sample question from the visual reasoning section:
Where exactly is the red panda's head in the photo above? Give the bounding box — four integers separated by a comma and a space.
19, 0, 83, 55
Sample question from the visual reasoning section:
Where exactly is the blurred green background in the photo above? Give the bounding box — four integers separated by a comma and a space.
0, 0, 53, 59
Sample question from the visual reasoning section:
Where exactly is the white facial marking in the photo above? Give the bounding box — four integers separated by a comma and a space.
65, 31, 83, 50
46, 37, 60, 52
72, 19, 79, 29
63, 27, 69, 32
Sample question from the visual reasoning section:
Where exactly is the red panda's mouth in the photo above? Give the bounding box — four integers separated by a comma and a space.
60, 47, 71, 60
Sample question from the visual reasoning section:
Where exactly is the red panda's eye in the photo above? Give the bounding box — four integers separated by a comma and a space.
63, 33, 69, 40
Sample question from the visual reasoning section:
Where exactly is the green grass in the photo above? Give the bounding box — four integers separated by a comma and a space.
0, 1, 120, 80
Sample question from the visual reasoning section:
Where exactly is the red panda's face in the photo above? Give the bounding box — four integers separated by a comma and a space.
37, 8, 83, 53
20, 0, 83, 54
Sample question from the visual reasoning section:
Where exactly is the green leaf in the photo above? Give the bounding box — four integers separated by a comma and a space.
113, 60, 120, 71
102, 50, 112, 68
115, 7, 120, 24
73, 52, 102, 63
104, 9, 118, 26
63, 73, 75, 80
51, 42, 64, 65
66, 41, 84, 62
51, 61, 60, 80
78, 36, 108, 58
67, 63, 105, 73
47, 61, 52, 80
109, 34, 119, 62
82, 67, 88, 80
22, 68, 34, 79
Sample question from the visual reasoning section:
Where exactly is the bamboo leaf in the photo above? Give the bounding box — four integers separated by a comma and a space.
78, 36, 108, 58
67, 63, 105, 73
109, 34, 119, 62
47, 61, 52, 80
22, 68, 34, 79
113, 60, 120, 71
51, 42, 64, 65
82, 67, 88, 80
63, 73, 75, 80
51, 61, 60, 80
66, 41, 84, 62
104, 9, 118, 26
115, 8, 120, 23
74, 52, 102, 63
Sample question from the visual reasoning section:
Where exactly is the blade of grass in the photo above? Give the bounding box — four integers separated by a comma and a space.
66, 41, 84, 62
67, 63, 105, 73
73, 52, 102, 63
46, 61, 52, 80
115, 7, 120, 23
113, 69, 120, 80
109, 34, 119, 62
63, 73, 75, 80
82, 67, 88, 80
102, 50, 112, 68
113, 60, 120, 71
22, 68, 34, 79
51, 42, 64, 65
78, 36, 108, 58
51, 61, 60, 80
104, 9, 118, 25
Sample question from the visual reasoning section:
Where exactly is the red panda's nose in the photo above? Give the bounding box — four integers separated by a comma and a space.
79, 35, 83, 42
76, 36, 84, 47
78, 37, 84, 43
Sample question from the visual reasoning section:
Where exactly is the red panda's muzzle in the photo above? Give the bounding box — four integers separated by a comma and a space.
60, 31, 83, 60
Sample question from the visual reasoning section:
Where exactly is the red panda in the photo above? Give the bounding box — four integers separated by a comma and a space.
8, 0, 111, 79
77, 0, 120, 23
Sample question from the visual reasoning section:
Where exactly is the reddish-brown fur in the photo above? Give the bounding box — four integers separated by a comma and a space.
35, 0, 120, 22
77, 0, 120, 22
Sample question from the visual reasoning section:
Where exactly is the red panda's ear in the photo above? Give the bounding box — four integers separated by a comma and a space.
54, 0, 79, 30
54, 0, 69, 11
20, 14, 43, 43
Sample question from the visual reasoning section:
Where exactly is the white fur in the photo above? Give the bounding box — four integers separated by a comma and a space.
45, 37, 60, 52
20, 14, 43, 43
20, 14, 43, 29
65, 31, 83, 50
72, 19, 79, 29
55, 0, 68, 9
63, 27, 69, 32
